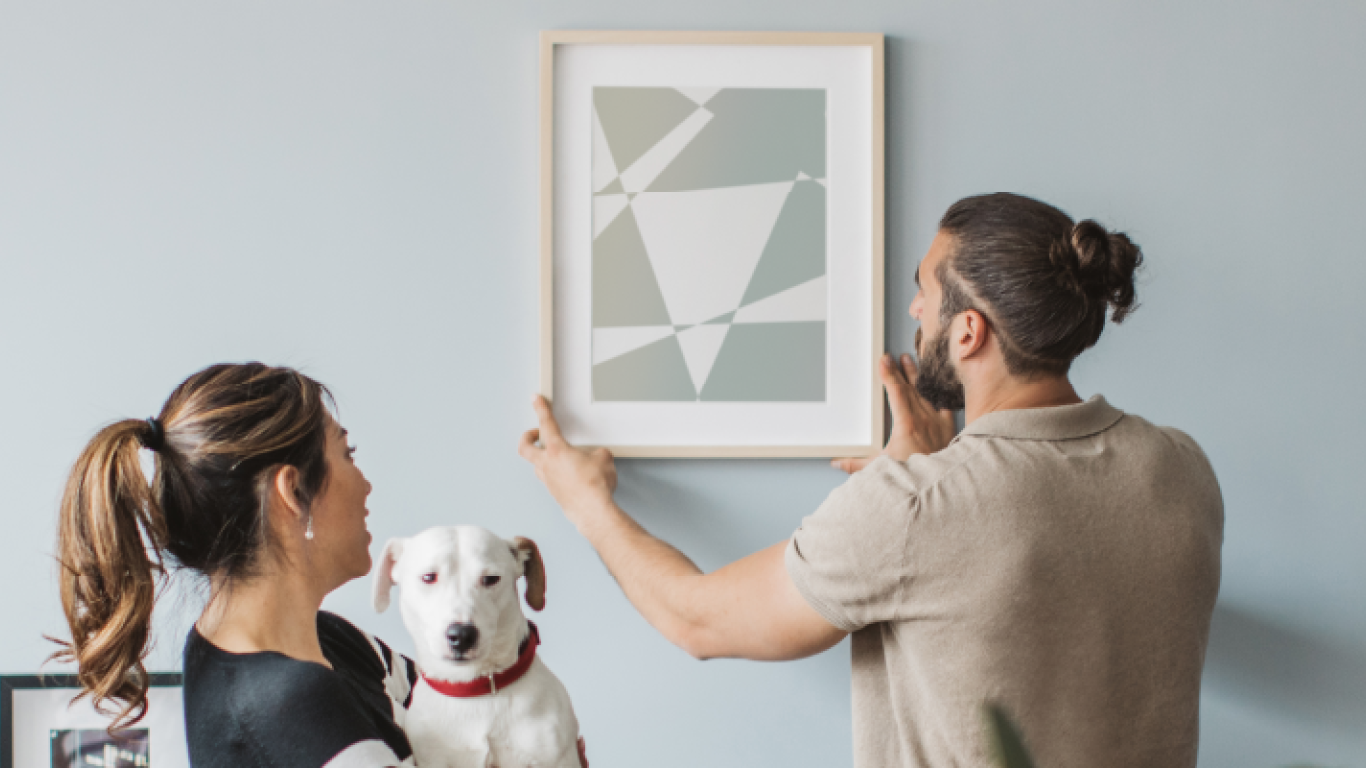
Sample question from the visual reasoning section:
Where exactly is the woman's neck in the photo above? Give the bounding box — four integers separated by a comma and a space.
197, 561, 332, 669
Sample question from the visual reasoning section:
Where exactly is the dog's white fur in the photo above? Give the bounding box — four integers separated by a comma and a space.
374, 526, 580, 768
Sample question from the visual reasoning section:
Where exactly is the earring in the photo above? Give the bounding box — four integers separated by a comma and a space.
305, 515, 314, 541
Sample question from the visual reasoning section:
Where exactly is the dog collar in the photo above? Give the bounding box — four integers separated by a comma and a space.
421, 622, 540, 698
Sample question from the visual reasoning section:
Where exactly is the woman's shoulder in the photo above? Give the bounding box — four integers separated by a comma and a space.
317, 611, 383, 672
182, 622, 413, 767
317, 611, 418, 710
183, 623, 350, 709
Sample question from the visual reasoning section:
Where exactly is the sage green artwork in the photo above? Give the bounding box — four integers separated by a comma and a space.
590, 86, 828, 402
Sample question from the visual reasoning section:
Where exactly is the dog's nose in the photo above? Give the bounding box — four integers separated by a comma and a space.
446, 623, 479, 653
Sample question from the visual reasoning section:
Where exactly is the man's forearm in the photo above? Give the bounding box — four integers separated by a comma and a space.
576, 500, 716, 656
520, 397, 846, 662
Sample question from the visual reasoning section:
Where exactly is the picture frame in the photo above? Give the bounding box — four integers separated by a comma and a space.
2, 674, 187, 768
539, 31, 886, 458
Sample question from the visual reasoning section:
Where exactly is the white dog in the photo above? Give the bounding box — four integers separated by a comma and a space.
373, 526, 581, 768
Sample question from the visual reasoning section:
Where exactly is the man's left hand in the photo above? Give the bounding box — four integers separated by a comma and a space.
832, 353, 956, 474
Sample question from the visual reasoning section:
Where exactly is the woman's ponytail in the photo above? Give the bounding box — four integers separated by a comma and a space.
49, 363, 335, 731
50, 418, 168, 730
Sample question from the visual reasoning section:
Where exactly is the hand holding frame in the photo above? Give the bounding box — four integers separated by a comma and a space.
832, 353, 956, 474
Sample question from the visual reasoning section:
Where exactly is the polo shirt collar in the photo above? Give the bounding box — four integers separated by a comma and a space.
958, 395, 1123, 441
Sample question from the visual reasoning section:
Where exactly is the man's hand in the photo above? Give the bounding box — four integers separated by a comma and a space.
832, 353, 956, 474
516, 396, 846, 662
518, 396, 618, 534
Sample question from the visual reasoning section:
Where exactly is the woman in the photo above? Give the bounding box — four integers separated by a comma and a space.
54, 363, 419, 766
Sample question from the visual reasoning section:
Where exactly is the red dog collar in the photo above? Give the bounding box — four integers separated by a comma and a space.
421, 622, 540, 698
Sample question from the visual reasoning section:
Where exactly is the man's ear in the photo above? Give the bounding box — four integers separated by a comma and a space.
372, 538, 406, 613
956, 309, 992, 361
511, 537, 546, 612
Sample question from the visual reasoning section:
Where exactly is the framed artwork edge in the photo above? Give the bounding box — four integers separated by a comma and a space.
591, 444, 879, 459
1, 673, 183, 768
539, 31, 886, 459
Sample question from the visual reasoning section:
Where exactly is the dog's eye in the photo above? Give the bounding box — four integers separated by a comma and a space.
421, 573, 437, 584
481, 574, 501, 587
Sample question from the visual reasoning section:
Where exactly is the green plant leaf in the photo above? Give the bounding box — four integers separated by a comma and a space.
982, 703, 1037, 768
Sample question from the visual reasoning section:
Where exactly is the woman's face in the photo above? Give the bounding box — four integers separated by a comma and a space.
308, 416, 373, 586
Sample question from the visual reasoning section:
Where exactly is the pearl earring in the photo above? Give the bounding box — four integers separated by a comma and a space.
305, 515, 314, 541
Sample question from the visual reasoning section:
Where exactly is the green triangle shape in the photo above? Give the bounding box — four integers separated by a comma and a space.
702, 311, 735, 325
594, 87, 700, 174
593, 335, 697, 401
674, 324, 693, 332
740, 181, 826, 307
700, 322, 826, 402
597, 177, 624, 196
593, 207, 672, 327
647, 88, 826, 192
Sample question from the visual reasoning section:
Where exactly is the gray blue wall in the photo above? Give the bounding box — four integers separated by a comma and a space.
2, 1, 1362, 765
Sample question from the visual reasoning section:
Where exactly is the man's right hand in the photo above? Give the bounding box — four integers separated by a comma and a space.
518, 395, 619, 535
832, 353, 956, 474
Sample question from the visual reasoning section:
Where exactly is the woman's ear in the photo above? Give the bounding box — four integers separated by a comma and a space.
511, 537, 546, 611
271, 465, 306, 519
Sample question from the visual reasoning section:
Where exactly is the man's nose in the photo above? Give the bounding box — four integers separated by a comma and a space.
447, 622, 479, 653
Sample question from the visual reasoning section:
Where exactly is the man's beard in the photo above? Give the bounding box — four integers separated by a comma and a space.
915, 326, 965, 411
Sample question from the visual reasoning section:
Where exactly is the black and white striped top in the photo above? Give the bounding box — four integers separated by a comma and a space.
183, 611, 419, 767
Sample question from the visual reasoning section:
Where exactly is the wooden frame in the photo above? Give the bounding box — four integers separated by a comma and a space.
2, 673, 184, 768
539, 31, 885, 458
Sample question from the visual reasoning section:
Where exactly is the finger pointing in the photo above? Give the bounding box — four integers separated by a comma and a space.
532, 395, 565, 444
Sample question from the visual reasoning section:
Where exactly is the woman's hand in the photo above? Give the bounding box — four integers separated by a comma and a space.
832, 353, 956, 474
518, 396, 619, 534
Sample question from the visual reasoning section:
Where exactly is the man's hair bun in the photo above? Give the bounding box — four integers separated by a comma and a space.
938, 193, 1145, 376
1064, 220, 1143, 322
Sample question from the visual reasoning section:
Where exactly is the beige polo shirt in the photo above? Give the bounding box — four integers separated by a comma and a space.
787, 396, 1223, 768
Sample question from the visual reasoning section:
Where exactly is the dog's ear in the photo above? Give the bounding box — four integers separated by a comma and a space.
372, 538, 406, 613
511, 537, 545, 612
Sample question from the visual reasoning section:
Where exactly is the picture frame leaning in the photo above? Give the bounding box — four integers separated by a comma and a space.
540, 31, 886, 458
2, 673, 187, 768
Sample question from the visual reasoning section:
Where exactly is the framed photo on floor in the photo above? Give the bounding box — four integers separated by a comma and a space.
2, 673, 187, 768
539, 31, 886, 458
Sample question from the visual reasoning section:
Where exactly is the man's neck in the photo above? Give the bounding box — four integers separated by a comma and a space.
963, 373, 1082, 425
197, 561, 331, 668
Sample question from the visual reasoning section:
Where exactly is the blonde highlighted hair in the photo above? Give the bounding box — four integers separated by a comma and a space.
51, 363, 333, 729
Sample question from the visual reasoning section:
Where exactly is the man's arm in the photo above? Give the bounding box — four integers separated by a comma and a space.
517, 352, 953, 661
517, 398, 846, 661
580, 512, 845, 660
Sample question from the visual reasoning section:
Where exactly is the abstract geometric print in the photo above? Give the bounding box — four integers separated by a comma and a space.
591, 86, 828, 402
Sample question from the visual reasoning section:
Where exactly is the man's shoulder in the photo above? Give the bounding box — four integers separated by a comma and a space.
1105, 412, 1219, 478
857, 437, 987, 499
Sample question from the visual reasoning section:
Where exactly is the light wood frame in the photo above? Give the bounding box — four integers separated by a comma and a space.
539, 31, 885, 458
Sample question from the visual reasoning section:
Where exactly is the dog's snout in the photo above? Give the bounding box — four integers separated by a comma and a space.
446, 622, 479, 653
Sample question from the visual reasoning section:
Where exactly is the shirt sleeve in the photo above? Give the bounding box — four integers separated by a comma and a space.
366, 633, 419, 711
785, 455, 919, 631
322, 741, 415, 768
318, 612, 419, 713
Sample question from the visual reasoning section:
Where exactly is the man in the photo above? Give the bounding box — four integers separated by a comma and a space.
518, 193, 1223, 767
